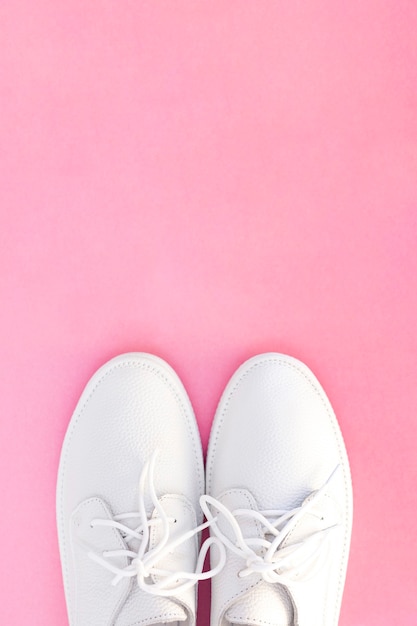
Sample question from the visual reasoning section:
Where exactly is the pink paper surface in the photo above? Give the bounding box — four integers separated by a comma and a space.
1, 2, 416, 624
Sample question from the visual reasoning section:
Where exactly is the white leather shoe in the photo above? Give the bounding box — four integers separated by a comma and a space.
203, 353, 353, 626
57, 353, 224, 626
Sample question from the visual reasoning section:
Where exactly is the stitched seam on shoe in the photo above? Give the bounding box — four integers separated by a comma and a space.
127, 612, 186, 626
218, 488, 264, 538
283, 491, 339, 626
207, 357, 351, 626
230, 618, 287, 626
149, 493, 198, 586
59, 358, 203, 623
217, 489, 264, 622
220, 580, 262, 626
71, 497, 129, 625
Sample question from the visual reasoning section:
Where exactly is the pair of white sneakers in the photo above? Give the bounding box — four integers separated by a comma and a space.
57, 352, 352, 626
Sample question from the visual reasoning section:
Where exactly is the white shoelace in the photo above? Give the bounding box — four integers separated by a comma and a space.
200, 467, 340, 585
86, 451, 226, 596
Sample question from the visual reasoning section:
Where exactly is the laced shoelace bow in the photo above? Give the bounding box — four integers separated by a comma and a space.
199, 467, 341, 585
86, 451, 226, 596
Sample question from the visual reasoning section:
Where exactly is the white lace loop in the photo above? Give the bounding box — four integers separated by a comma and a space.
200, 467, 340, 585
86, 451, 226, 596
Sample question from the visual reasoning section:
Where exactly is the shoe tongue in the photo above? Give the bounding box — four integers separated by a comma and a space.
217, 489, 294, 626
116, 494, 197, 626
225, 581, 293, 626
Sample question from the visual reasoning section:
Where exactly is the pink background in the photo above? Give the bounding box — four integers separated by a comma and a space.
1, 2, 416, 624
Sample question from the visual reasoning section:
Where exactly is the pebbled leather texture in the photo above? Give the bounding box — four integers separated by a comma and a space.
57, 353, 204, 626
206, 353, 353, 626
210, 489, 294, 626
